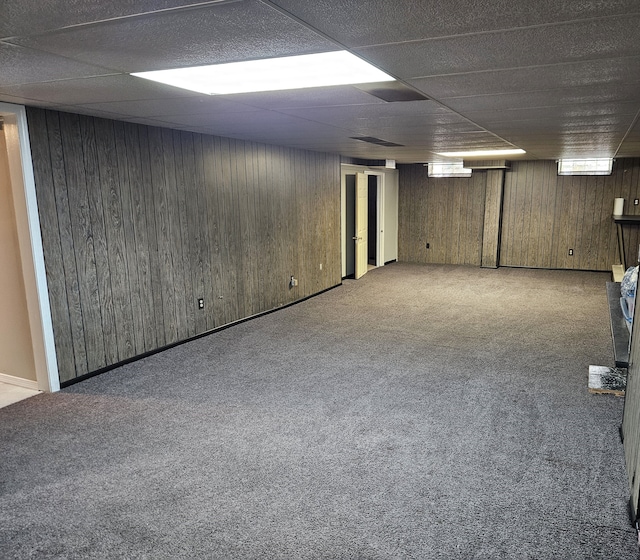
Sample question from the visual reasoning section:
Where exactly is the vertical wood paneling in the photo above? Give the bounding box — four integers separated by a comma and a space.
79, 116, 117, 366
27, 108, 341, 382
93, 117, 134, 363
114, 120, 145, 357
138, 125, 166, 348
148, 127, 178, 345
398, 165, 486, 266
481, 170, 504, 268
123, 122, 157, 352
58, 112, 106, 372
500, 159, 640, 271
28, 109, 77, 383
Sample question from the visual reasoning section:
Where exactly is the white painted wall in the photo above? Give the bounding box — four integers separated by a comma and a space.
0, 103, 59, 392
0, 130, 36, 383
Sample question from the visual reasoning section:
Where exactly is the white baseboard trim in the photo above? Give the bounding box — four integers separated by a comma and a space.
0, 372, 39, 391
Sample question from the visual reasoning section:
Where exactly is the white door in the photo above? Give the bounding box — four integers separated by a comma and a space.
354, 172, 368, 279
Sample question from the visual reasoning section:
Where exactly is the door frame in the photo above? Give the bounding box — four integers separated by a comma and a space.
0, 102, 59, 392
341, 164, 387, 277
368, 171, 385, 267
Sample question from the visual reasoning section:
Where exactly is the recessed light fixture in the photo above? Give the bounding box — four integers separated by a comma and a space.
131, 51, 395, 95
436, 149, 526, 158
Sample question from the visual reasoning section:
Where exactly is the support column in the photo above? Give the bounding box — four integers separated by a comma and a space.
481, 169, 505, 268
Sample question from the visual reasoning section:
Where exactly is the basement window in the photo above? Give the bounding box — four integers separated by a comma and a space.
427, 162, 472, 178
557, 159, 613, 176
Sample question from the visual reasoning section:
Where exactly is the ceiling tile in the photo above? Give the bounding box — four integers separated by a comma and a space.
441, 85, 640, 114
0, 0, 220, 38
280, 100, 454, 126
408, 57, 640, 99
72, 95, 260, 118
465, 102, 640, 125
0, 74, 199, 104
0, 42, 113, 86
355, 15, 640, 78
270, 0, 640, 47
225, 86, 387, 110
9, 0, 337, 73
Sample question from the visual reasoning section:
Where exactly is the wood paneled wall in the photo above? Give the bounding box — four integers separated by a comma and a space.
27, 108, 341, 383
398, 165, 487, 266
398, 159, 640, 272
501, 159, 640, 270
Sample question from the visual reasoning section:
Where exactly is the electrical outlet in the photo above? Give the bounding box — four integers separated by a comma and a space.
426, 242, 430, 249
197, 298, 204, 309
568, 249, 574, 256
635, 199, 639, 206
319, 263, 322, 270
289, 276, 298, 288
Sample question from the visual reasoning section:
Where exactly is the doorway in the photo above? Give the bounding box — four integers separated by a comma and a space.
368, 175, 377, 266
0, 102, 59, 393
341, 165, 398, 279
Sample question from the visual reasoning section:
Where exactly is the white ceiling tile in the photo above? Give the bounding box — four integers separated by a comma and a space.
4, 0, 640, 160
0, 74, 199, 104
271, 0, 640, 46
0, 0, 215, 38
9, 0, 336, 73
0, 42, 113, 86
355, 15, 640, 79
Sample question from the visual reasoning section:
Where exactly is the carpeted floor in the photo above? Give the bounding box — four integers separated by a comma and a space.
1, 263, 637, 559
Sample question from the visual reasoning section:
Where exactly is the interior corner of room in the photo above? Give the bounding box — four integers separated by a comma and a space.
3, 1, 640, 555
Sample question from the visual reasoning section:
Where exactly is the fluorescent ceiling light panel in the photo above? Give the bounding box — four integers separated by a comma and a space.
436, 149, 526, 158
427, 162, 472, 177
557, 158, 613, 176
132, 51, 395, 95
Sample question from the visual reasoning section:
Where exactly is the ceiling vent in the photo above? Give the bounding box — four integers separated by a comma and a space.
355, 81, 429, 102
462, 159, 511, 170
350, 136, 404, 147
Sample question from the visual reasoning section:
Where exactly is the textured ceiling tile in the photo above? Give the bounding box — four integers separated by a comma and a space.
0, 42, 113, 86
0, 92, 61, 108
0, 74, 199, 104
10, 0, 336, 72
441, 85, 640, 114
0, 0, 217, 38
226, 86, 387, 110
73, 96, 260, 118
355, 15, 640, 78
408, 57, 640, 99
156, 110, 329, 133
270, 0, 640, 47
465, 102, 640, 124
280, 100, 452, 124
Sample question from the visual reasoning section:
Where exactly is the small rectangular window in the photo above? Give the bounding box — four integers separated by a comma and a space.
557, 159, 613, 176
427, 162, 472, 178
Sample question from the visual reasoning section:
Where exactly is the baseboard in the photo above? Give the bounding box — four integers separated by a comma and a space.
0, 372, 39, 391
60, 282, 343, 389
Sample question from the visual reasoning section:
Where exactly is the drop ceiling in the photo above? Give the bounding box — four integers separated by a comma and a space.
2, 0, 640, 163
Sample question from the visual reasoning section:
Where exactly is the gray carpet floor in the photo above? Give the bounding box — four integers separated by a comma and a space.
1, 263, 638, 559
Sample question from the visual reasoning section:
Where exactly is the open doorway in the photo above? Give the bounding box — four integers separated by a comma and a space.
368, 175, 377, 266
0, 102, 59, 394
341, 165, 398, 279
